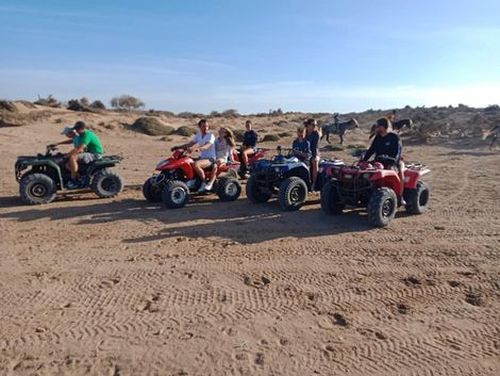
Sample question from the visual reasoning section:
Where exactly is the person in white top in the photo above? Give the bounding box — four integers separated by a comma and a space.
172, 119, 216, 192
205, 127, 236, 191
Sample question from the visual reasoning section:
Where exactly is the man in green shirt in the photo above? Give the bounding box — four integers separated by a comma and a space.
67, 121, 105, 189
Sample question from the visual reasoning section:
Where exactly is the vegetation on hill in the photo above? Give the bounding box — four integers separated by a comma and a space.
129, 117, 175, 136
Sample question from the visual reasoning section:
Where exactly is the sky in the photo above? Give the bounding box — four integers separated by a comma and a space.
0, 0, 499, 113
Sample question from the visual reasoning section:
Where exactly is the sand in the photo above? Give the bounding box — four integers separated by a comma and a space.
0, 108, 499, 375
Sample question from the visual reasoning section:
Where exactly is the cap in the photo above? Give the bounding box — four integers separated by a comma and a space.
73, 121, 86, 131
61, 127, 75, 135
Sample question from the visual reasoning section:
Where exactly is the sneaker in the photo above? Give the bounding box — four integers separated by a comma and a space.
400, 198, 407, 206
66, 180, 83, 189
205, 182, 214, 191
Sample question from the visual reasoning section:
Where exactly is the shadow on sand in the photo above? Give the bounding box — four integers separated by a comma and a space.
0, 192, 401, 244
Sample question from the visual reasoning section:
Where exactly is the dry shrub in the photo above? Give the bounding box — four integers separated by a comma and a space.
262, 134, 280, 142
233, 129, 245, 142
34, 95, 61, 108
130, 117, 174, 136
0, 100, 17, 112
175, 126, 196, 137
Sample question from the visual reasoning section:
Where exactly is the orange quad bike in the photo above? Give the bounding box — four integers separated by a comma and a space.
320, 155, 430, 227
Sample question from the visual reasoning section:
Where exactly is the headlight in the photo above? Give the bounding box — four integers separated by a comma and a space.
343, 174, 352, 179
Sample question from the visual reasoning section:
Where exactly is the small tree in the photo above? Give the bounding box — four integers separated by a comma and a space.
90, 100, 106, 110
110, 95, 145, 110
79, 97, 90, 107
221, 109, 240, 117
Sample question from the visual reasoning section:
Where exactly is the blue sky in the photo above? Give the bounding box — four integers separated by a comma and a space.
1, 0, 499, 113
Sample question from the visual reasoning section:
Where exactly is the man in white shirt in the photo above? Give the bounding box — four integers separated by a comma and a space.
172, 119, 216, 191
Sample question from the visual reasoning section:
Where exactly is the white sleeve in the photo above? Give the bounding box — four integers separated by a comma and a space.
208, 133, 215, 144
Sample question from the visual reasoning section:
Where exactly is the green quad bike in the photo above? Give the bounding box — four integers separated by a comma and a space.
15, 146, 124, 205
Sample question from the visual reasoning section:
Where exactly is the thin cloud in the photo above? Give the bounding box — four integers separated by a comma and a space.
0, 5, 98, 18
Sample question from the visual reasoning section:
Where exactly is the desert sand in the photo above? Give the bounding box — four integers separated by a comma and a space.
0, 104, 499, 375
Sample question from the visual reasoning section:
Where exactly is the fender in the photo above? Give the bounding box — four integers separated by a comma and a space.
404, 167, 430, 189
25, 160, 64, 188
370, 170, 401, 196
163, 156, 195, 180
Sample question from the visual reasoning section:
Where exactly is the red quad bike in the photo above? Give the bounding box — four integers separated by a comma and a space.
320, 155, 430, 227
142, 148, 264, 209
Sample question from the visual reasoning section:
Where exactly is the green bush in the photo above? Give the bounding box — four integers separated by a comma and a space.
90, 100, 106, 110
67, 99, 91, 112
262, 134, 280, 142
130, 117, 174, 136
110, 95, 144, 110
175, 126, 196, 137
221, 109, 240, 117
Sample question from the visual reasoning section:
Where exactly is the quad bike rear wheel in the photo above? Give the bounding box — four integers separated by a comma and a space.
246, 175, 271, 203
404, 181, 430, 214
142, 177, 163, 203
368, 187, 397, 227
321, 180, 345, 215
91, 169, 124, 198
162, 180, 190, 209
216, 177, 241, 202
279, 176, 308, 211
19, 173, 57, 205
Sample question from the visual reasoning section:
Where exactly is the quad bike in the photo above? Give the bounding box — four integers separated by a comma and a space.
143, 147, 251, 209
15, 146, 124, 205
320, 155, 430, 227
246, 146, 344, 211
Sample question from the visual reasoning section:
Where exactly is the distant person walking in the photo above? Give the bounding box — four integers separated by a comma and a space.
487, 125, 499, 150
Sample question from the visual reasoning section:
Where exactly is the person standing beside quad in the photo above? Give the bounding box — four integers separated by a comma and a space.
172, 119, 216, 192
67, 121, 105, 189
305, 118, 320, 191
239, 120, 258, 177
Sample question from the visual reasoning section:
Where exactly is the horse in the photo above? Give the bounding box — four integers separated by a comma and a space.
321, 118, 359, 144
369, 118, 414, 139
392, 118, 413, 132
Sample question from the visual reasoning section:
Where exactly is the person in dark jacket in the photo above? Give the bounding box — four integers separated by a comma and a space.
239, 120, 258, 177
364, 117, 405, 198
305, 118, 320, 191
291, 127, 311, 163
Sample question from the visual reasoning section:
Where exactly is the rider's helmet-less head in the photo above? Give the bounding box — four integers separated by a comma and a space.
73, 121, 87, 134
375, 118, 391, 135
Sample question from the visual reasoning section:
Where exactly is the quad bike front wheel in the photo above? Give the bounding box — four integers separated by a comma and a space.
91, 169, 124, 198
19, 173, 57, 205
216, 177, 241, 202
142, 177, 163, 203
279, 176, 308, 211
368, 187, 397, 227
162, 180, 190, 209
404, 181, 430, 214
246, 175, 271, 203
320, 180, 345, 215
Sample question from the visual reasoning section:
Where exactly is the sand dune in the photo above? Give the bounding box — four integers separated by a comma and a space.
0, 107, 499, 375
